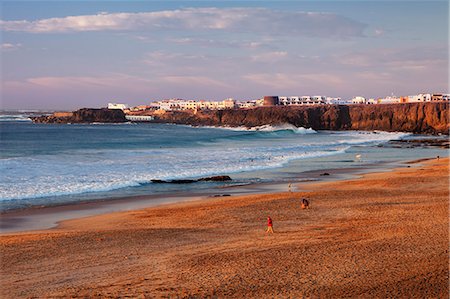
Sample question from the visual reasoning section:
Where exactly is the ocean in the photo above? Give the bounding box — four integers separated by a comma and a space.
1, 111, 447, 211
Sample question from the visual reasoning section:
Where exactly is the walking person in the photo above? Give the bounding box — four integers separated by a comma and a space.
266, 216, 274, 233
301, 198, 310, 209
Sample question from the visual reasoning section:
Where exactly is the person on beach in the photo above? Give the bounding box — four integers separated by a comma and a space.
301, 198, 310, 209
266, 216, 274, 233
288, 182, 292, 193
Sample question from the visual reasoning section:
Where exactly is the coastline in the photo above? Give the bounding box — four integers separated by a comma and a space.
0, 156, 435, 234
1, 157, 448, 297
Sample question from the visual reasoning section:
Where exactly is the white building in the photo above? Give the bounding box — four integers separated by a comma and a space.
279, 95, 326, 106
238, 101, 257, 108
255, 98, 265, 106
407, 93, 432, 103
154, 98, 237, 111
178, 100, 198, 110
326, 97, 351, 105
223, 98, 237, 109
442, 94, 450, 101
378, 96, 401, 104
125, 115, 155, 122
108, 103, 128, 110
351, 96, 366, 104
159, 100, 181, 111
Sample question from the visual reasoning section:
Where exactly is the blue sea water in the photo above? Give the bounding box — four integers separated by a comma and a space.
0, 112, 447, 210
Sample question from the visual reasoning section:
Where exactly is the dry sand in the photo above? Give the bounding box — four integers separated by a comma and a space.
1, 158, 448, 298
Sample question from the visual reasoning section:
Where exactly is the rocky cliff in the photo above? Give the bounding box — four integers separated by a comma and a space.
31, 108, 127, 123
348, 103, 449, 134
154, 102, 449, 134
31, 103, 449, 134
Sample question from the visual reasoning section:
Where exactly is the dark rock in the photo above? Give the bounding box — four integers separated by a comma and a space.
169, 179, 197, 184
151, 176, 232, 184
31, 108, 126, 124
387, 138, 449, 149
320, 173, 330, 176
150, 179, 167, 183
198, 175, 232, 182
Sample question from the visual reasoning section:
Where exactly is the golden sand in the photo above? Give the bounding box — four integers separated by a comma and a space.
1, 158, 448, 298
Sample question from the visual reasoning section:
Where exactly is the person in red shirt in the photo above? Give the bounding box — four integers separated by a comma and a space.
266, 216, 274, 233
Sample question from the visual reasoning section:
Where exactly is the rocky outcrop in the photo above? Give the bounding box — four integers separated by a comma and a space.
31, 103, 449, 134
348, 103, 449, 134
151, 175, 232, 184
154, 102, 449, 134
31, 108, 126, 123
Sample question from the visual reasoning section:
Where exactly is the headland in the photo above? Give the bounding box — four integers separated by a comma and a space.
32, 102, 449, 135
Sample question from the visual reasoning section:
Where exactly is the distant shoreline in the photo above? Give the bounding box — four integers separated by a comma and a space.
30, 102, 449, 135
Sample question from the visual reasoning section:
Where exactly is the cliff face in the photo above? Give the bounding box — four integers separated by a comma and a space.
155, 102, 449, 134
31, 103, 449, 134
31, 108, 126, 124
348, 103, 449, 134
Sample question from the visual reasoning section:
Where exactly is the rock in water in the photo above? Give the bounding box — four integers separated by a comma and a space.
31, 108, 126, 123
151, 176, 232, 184
198, 176, 232, 182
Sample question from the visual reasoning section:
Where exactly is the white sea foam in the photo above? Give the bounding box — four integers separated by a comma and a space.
0, 126, 409, 202
0, 146, 347, 201
211, 123, 317, 134
0, 114, 32, 122
333, 131, 410, 145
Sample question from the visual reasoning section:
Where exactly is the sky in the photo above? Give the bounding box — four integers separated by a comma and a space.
1, 1, 448, 110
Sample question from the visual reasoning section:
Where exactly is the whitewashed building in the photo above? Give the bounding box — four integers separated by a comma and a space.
351, 96, 366, 104
159, 100, 181, 111
378, 96, 401, 104
408, 93, 432, 103
279, 95, 326, 106
238, 101, 257, 108
108, 103, 128, 110
125, 115, 155, 122
326, 97, 350, 105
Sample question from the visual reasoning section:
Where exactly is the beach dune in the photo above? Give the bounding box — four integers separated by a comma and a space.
0, 158, 448, 298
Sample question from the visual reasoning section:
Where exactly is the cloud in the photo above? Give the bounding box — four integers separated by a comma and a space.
2, 74, 233, 107
251, 51, 288, 63
161, 75, 231, 88
1, 42, 21, 51
243, 72, 345, 91
373, 28, 384, 37
335, 45, 448, 70
167, 37, 276, 50
3, 74, 156, 92
0, 7, 366, 38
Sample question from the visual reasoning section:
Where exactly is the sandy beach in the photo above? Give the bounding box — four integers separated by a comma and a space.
0, 158, 448, 298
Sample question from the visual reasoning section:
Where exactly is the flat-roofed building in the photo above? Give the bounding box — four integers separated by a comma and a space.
108, 103, 128, 110
279, 96, 326, 105
351, 96, 366, 104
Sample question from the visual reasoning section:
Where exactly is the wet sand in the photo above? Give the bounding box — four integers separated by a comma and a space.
0, 158, 448, 298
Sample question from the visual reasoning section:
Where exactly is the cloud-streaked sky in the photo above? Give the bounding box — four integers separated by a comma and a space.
1, 1, 448, 110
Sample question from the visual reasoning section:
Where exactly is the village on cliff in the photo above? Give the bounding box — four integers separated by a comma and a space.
109, 92, 450, 117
